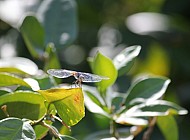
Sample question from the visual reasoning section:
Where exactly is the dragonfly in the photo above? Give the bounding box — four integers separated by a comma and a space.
47, 69, 109, 86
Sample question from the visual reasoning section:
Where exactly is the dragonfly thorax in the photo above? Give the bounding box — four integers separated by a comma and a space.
73, 72, 85, 81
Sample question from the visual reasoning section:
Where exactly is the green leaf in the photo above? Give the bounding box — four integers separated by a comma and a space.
0, 73, 30, 88
113, 45, 141, 76
157, 116, 178, 140
123, 100, 188, 117
43, 43, 61, 72
0, 67, 28, 75
20, 15, 45, 58
124, 76, 171, 107
0, 91, 46, 120
92, 52, 117, 92
37, 0, 78, 48
0, 57, 38, 75
0, 117, 36, 140
35, 75, 55, 90
0, 88, 12, 96
52, 88, 85, 126
34, 104, 55, 139
83, 85, 110, 118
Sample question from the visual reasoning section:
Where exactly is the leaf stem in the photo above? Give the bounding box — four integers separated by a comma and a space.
110, 119, 119, 139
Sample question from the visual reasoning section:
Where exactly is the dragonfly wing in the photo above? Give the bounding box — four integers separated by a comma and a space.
47, 69, 73, 78
79, 72, 109, 82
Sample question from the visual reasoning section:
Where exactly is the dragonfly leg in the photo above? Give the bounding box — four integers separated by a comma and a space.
74, 79, 81, 87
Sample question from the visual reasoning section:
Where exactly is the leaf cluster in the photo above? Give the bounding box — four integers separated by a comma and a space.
83, 45, 188, 139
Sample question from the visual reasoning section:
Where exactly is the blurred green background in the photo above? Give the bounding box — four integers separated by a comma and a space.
0, 0, 190, 139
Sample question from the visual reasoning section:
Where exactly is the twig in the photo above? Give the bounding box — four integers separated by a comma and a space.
40, 120, 60, 139
142, 117, 157, 140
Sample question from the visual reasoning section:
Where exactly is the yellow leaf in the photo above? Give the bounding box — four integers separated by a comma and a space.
38, 88, 82, 103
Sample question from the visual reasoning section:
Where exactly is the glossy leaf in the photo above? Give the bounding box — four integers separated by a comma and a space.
113, 45, 141, 76
20, 15, 45, 58
115, 116, 148, 126
53, 88, 85, 126
83, 85, 110, 117
0, 91, 46, 120
122, 100, 188, 117
92, 52, 117, 92
24, 78, 40, 91
157, 116, 178, 140
0, 73, 30, 88
37, 0, 78, 48
0, 117, 36, 140
124, 76, 171, 107
0, 57, 38, 75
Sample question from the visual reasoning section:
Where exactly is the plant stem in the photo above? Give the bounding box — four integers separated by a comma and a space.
143, 117, 157, 140
110, 119, 119, 139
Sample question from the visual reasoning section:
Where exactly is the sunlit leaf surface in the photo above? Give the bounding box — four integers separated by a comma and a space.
83, 86, 110, 118
38, 88, 85, 126
38, 88, 82, 103
113, 45, 141, 76
92, 52, 117, 92
115, 115, 148, 126
0, 73, 30, 88
0, 57, 38, 75
0, 91, 46, 120
53, 88, 85, 126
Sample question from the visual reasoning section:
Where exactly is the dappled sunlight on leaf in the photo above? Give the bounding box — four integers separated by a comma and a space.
92, 52, 117, 92
113, 45, 141, 76
24, 78, 40, 91
53, 88, 85, 126
0, 91, 46, 120
38, 88, 82, 103
0, 73, 30, 88
38, 88, 85, 126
